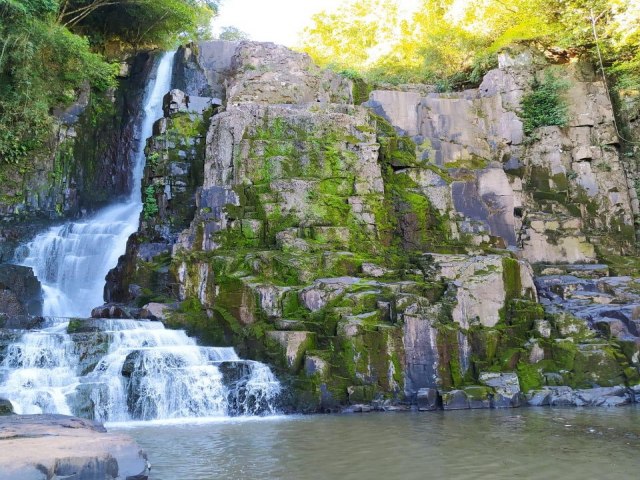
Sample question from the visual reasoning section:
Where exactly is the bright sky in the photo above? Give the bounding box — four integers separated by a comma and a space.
212, 0, 421, 47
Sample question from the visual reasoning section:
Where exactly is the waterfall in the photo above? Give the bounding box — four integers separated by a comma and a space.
0, 318, 281, 420
0, 51, 282, 421
17, 51, 175, 317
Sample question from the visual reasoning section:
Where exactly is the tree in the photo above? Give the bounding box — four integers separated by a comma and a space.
0, 0, 220, 164
218, 26, 249, 41
55, 0, 217, 47
299, 0, 401, 70
299, 0, 639, 90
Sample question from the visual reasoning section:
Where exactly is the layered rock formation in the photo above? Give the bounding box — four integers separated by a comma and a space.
96, 41, 640, 411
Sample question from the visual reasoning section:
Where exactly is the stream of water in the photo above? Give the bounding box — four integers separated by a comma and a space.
17, 52, 175, 318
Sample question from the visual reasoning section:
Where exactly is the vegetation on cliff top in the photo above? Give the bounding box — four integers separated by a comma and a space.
0, 0, 216, 165
299, 0, 640, 92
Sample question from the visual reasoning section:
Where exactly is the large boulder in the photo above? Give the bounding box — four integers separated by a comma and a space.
0, 414, 149, 479
0, 264, 42, 316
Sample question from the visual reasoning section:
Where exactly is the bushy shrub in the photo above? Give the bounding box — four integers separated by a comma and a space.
520, 71, 570, 135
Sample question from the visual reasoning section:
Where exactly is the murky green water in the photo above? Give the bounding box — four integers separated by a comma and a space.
115, 406, 640, 479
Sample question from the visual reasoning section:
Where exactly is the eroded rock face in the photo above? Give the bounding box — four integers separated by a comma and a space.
366, 50, 635, 261
105, 41, 640, 413
429, 254, 536, 328
0, 415, 149, 480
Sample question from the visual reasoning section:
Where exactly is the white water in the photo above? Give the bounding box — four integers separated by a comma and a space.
0, 320, 77, 415
17, 51, 176, 317
0, 319, 282, 419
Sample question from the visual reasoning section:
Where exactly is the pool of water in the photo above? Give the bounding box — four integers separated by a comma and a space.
116, 406, 640, 479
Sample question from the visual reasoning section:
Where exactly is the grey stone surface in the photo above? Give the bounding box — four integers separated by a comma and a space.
365, 51, 635, 260
0, 265, 42, 316
0, 415, 148, 480
416, 388, 439, 411
480, 372, 522, 408
442, 390, 470, 410
527, 386, 632, 407
226, 42, 351, 105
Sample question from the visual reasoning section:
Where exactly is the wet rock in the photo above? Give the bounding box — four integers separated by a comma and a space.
403, 305, 444, 396
304, 355, 329, 377
442, 390, 470, 410
90, 303, 139, 319
527, 386, 632, 407
140, 302, 170, 321
536, 274, 640, 346
0, 265, 43, 316
416, 388, 439, 411
121, 351, 141, 378
480, 372, 522, 408
0, 414, 148, 479
0, 399, 13, 416
0, 315, 46, 330
219, 361, 280, 416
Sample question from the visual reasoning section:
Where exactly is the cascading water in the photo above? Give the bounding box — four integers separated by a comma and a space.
0, 318, 281, 420
17, 52, 175, 318
0, 51, 282, 421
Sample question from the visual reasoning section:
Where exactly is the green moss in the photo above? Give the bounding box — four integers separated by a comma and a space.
516, 361, 543, 392
67, 319, 84, 334
463, 385, 492, 401
435, 323, 463, 389
569, 345, 626, 388
351, 76, 373, 105
550, 339, 577, 371
444, 155, 489, 170
596, 253, 640, 276
142, 185, 159, 219
502, 257, 522, 302
624, 366, 640, 384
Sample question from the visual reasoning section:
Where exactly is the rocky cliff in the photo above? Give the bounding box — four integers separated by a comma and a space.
0, 52, 158, 263
88, 41, 640, 411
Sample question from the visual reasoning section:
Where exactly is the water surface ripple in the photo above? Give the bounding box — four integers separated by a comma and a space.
118, 406, 640, 479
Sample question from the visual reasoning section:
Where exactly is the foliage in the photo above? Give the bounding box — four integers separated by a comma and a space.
0, 0, 216, 165
520, 71, 570, 135
59, 0, 217, 49
299, 0, 639, 92
300, 0, 400, 69
218, 25, 249, 41
0, 5, 116, 164
143, 184, 159, 219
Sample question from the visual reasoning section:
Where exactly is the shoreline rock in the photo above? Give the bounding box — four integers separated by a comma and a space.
0, 414, 149, 480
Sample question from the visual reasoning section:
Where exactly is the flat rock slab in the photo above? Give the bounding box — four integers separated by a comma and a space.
0, 415, 148, 480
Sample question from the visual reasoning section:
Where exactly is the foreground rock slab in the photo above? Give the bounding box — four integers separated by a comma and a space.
0, 415, 148, 480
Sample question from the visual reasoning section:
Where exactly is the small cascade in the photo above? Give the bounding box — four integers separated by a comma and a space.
0, 318, 281, 420
0, 319, 77, 415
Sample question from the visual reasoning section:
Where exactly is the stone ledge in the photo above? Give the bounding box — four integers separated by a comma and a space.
0, 414, 149, 480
